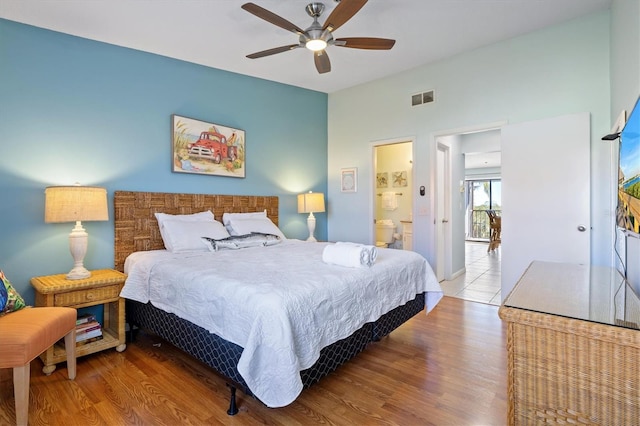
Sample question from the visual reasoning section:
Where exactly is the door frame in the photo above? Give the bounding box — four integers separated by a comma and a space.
370, 136, 416, 244
431, 121, 506, 281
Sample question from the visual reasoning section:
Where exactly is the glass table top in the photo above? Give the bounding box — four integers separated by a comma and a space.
503, 261, 640, 330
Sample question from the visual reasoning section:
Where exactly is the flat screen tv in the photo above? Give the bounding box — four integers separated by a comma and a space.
618, 96, 640, 236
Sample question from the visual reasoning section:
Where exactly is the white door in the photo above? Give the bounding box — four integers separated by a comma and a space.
501, 112, 591, 299
436, 143, 450, 281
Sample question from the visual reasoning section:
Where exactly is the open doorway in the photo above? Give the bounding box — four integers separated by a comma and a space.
433, 125, 503, 305
434, 113, 591, 305
372, 138, 414, 250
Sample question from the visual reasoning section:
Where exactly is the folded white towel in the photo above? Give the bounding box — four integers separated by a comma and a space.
337, 242, 378, 266
363, 245, 378, 266
323, 242, 378, 268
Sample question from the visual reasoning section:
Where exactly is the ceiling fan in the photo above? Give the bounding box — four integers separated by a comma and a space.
241, 0, 396, 74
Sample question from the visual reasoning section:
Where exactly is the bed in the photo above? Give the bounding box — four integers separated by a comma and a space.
114, 190, 442, 414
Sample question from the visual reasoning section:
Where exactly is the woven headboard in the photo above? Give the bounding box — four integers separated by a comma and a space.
114, 191, 279, 272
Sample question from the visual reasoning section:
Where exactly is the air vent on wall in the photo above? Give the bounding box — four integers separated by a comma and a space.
411, 90, 435, 107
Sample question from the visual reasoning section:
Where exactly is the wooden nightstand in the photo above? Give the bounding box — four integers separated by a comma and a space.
31, 269, 127, 374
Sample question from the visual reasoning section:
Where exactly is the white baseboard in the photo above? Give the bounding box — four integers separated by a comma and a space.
449, 267, 466, 280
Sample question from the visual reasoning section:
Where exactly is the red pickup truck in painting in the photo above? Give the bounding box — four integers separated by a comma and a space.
187, 131, 238, 164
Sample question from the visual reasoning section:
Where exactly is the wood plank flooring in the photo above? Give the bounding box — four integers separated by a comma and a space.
0, 297, 507, 425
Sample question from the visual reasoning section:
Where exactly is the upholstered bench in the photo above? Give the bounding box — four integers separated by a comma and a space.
0, 307, 77, 426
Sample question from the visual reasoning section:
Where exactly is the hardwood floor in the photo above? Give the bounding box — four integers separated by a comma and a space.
0, 297, 507, 425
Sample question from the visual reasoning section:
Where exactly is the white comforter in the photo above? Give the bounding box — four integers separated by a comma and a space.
120, 240, 442, 407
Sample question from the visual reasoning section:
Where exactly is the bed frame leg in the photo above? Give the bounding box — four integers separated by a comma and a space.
126, 322, 139, 343
226, 384, 238, 415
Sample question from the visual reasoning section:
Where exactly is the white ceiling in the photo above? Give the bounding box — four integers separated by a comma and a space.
465, 151, 502, 170
1, 0, 611, 94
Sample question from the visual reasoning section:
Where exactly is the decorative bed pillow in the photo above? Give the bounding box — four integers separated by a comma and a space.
161, 220, 230, 253
154, 210, 215, 251
225, 217, 286, 240
0, 276, 7, 312
202, 233, 281, 251
155, 210, 214, 226
0, 270, 27, 316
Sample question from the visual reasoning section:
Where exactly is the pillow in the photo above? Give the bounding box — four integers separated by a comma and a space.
222, 210, 267, 226
0, 270, 27, 316
155, 210, 214, 226
225, 217, 286, 240
161, 220, 230, 253
155, 210, 215, 251
202, 233, 281, 251
0, 276, 7, 312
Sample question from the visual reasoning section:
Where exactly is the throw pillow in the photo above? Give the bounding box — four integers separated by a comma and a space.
0, 270, 27, 316
0, 276, 7, 312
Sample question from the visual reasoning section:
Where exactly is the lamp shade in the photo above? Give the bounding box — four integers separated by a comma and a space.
45, 186, 109, 223
297, 192, 325, 214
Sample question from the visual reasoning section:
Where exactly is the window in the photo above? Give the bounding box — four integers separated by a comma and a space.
466, 179, 501, 240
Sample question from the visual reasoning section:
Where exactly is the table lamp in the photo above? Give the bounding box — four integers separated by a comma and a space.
45, 185, 109, 280
297, 191, 325, 242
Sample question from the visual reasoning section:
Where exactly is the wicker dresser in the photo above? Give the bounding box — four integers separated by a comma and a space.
498, 261, 640, 425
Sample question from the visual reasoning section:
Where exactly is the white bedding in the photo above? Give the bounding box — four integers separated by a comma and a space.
121, 240, 442, 407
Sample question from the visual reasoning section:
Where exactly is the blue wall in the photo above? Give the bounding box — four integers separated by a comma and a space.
0, 19, 328, 303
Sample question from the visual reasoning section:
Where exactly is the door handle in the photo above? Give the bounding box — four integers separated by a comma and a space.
442, 219, 449, 223
577, 225, 586, 232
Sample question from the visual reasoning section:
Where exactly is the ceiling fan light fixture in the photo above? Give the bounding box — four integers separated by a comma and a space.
242, 1, 396, 74
306, 38, 327, 52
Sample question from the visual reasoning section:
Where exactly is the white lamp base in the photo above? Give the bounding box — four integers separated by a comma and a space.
67, 221, 91, 280
67, 266, 91, 280
306, 212, 317, 242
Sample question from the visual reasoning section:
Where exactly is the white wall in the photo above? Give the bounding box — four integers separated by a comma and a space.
610, 0, 640, 292
460, 130, 501, 155
328, 11, 611, 270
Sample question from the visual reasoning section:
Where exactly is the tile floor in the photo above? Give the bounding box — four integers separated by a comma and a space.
439, 241, 501, 306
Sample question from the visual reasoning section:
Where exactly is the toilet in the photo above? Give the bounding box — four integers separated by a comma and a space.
375, 220, 396, 248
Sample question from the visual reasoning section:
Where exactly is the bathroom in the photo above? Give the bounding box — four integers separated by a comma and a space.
374, 141, 413, 249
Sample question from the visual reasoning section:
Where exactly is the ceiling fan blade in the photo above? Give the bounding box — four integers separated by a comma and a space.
241, 3, 305, 35
334, 37, 396, 50
247, 44, 302, 59
314, 50, 331, 74
322, 0, 367, 32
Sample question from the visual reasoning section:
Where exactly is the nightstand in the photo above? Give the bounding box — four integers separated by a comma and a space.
31, 269, 127, 374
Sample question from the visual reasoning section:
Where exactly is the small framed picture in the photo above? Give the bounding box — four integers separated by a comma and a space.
341, 167, 357, 193
392, 170, 408, 187
376, 172, 388, 188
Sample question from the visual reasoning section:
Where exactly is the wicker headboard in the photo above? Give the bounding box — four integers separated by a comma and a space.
114, 191, 279, 272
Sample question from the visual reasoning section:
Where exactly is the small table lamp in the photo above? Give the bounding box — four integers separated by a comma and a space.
297, 191, 325, 242
45, 185, 109, 280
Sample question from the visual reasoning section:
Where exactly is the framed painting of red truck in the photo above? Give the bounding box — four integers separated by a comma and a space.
172, 114, 245, 178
